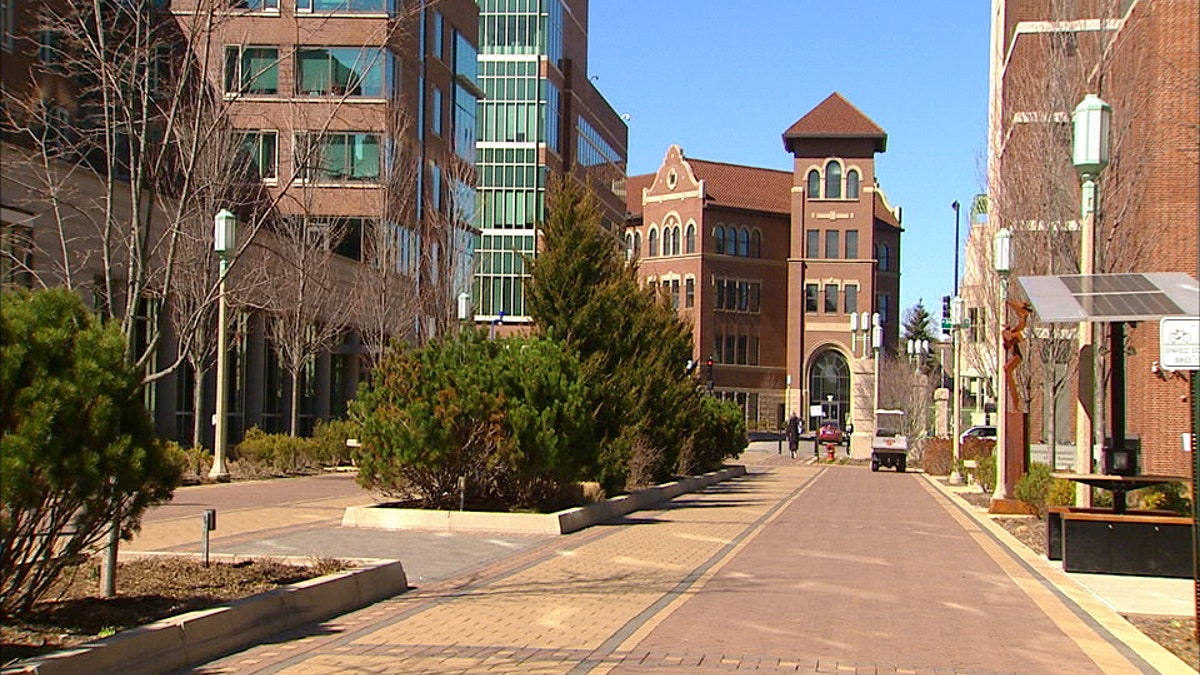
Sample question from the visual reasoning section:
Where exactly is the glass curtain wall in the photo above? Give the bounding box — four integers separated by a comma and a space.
474, 0, 563, 319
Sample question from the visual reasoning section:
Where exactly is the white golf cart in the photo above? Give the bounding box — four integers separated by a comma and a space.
870, 409, 908, 472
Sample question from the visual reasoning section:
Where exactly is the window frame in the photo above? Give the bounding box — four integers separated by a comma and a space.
824, 284, 839, 313
825, 160, 842, 199
824, 230, 840, 259
224, 44, 280, 96
846, 169, 860, 199
239, 130, 278, 182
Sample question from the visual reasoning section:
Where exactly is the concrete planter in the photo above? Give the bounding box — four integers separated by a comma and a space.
6, 560, 408, 675
342, 465, 747, 535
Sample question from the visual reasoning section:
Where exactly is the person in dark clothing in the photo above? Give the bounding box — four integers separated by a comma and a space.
786, 414, 801, 458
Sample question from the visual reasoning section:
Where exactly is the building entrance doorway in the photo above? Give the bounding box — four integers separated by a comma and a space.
809, 350, 850, 432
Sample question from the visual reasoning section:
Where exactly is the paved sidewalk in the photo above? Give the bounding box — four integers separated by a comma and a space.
150, 459, 1191, 675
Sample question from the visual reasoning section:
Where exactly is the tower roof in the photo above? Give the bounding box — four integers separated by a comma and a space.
782, 92, 887, 153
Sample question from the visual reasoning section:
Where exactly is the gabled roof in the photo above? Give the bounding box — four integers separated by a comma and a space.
686, 158, 792, 215
873, 191, 901, 229
783, 92, 887, 153
626, 156, 792, 219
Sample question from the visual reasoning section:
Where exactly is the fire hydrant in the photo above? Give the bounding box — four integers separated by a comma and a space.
825, 443, 836, 460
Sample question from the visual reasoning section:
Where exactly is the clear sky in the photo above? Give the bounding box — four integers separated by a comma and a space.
587, 1, 992, 323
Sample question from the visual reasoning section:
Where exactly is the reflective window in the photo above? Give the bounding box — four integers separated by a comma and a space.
807, 169, 820, 199
685, 223, 696, 253
297, 47, 387, 97
224, 46, 278, 94
825, 161, 842, 199
737, 228, 749, 257
847, 169, 860, 199
713, 226, 725, 254
296, 132, 381, 182
239, 131, 277, 181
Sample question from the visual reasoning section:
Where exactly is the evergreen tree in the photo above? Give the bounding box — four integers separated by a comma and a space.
526, 176, 744, 490
901, 299, 941, 375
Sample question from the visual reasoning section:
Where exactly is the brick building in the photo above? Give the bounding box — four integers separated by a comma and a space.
976, 0, 1198, 477
1, 0, 481, 446
625, 93, 903, 452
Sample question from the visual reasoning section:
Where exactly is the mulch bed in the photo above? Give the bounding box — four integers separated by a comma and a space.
1, 556, 346, 665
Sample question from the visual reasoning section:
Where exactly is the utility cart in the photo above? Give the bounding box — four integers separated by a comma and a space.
870, 409, 908, 472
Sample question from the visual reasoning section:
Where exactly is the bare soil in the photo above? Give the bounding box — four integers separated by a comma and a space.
1, 556, 346, 666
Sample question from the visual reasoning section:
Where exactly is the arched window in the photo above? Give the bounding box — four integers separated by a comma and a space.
685, 223, 696, 253
825, 161, 842, 199
737, 228, 749, 257
624, 233, 634, 260
634, 232, 641, 257
846, 169, 860, 199
648, 228, 659, 257
877, 242, 890, 271
807, 169, 820, 198
713, 225, 725, 254
750, 229, 762, 257
672, 226, 682, 255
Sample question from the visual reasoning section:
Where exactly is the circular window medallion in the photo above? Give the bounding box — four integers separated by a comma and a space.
667, 168, 678, 190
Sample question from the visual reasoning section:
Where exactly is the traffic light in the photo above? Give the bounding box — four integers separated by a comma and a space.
705, 358, 714, 391
942, 295, 951, 325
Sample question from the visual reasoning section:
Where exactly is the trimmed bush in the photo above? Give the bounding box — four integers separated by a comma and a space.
921, 438, 952, 475
1014, 462, 1074, 516
1, 288, 178, 616
975, 454, 997, 493
1133, 482, 1191, 515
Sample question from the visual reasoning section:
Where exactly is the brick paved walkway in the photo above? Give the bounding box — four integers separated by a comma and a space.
165, 462, 1165, 675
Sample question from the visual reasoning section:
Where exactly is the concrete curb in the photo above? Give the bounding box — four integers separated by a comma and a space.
342, 465, 747, 535
5, 560, 408, 675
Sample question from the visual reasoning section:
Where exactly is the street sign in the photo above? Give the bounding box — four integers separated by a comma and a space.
941, 320, 952, 330
1159, 316, 1199, 370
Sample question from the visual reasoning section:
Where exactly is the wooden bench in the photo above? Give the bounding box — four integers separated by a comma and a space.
1055, 508, 1192, 578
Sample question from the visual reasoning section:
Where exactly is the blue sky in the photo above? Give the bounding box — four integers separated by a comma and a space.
587, 1, 992, 320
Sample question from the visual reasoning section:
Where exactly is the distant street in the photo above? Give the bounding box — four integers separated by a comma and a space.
124, 451, 1174, 675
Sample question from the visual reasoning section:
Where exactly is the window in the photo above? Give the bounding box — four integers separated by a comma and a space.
430, 11, 443, 58
737, 228, 749, 257
806, 229, 819, 258
239, 131, 277, 181
685, 223, 696, 253
624, 233, 634, 261
845, 230, 858, 259
431, 86, 443, 135
749, 283, 760, 312
968, 307, 986, 342
805, 284, 818, 312
237, 0, 280, 9
824, 284, 838, 313
713, 226, 725, 254
225, 46, 278, 95
633, 232, 641, 258
38, 30, 66, 73
296, 132, 381, 182
750, 230, 761, 258
297, 47, 387, 97
736, 336, 747, 365
1, 222, 34, 288
877, 242, 890, 271
877, 294, 890, 324
670, 279, 680, 310
844, 285, 857, 314
1, 0, 14, 53
825, 161, 842, 199
825, 230, 839, 259
807, 169, 820, 199
847, 169, 860, 199
685, 277, 695, 308
296, 216, 367, 261
297, 0, 391, 12
648, 228, 659, 257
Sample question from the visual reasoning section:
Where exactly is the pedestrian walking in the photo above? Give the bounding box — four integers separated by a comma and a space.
786, 414, 800, 458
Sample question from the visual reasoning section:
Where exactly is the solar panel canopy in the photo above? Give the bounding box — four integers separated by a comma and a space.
1018, 273, 1199, 323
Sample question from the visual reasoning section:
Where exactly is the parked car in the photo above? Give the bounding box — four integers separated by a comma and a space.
960, 425, 997, 444
817, 421, 844, 445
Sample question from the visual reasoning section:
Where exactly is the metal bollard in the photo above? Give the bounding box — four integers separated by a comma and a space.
201, 509, 216, 567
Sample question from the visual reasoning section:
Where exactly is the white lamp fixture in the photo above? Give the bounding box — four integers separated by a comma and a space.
994, 227, 1012, 275
214, 208, 237, 256
1072, 94, 1112, 178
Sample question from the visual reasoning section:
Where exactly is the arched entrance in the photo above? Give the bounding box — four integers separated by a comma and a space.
809, 349, 850, 431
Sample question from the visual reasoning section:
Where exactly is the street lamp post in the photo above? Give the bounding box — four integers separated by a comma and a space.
992, 227, 1013, 503
1072, 94, 1111, 496
949, 296, 965, 484
210, 209, 236, 481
